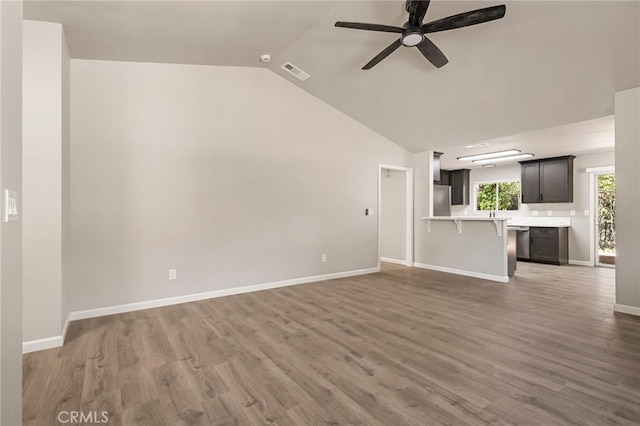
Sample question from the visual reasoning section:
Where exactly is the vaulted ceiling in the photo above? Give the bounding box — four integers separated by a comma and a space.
24, 1, 640, 155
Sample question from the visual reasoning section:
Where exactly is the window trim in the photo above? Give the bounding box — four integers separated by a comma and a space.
473, 178, 521, 212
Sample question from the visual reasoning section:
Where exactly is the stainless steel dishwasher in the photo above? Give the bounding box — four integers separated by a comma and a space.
512, 226, 530, 260
507, 228, 517, 277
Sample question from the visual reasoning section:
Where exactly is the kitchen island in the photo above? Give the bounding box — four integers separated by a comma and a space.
417, 216, 513, 282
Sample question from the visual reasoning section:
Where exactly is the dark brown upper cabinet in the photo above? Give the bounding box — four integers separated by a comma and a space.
519, 156, 575, 203
439, 170, 450, 186
433, 152, 443, 183
449, 169, 470, 205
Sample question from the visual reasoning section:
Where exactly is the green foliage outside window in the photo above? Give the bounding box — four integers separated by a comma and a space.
598, 174, 615, 253
476, 181, 520, 211
476, 183, 497, 211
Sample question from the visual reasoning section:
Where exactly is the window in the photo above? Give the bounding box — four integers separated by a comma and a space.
475, 180, 520, 211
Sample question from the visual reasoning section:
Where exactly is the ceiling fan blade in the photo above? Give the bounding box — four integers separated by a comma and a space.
335, 22, 404, 33
362, 39, 403, 70
406, 0, 431, 26
416, 37, 449, 68
421, 5, 506, 33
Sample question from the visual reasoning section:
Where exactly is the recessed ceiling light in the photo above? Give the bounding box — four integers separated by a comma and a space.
259, 54, 271, 63
458, 149, 521, 161
464, 142, 490, 149
473, 153, 534, 164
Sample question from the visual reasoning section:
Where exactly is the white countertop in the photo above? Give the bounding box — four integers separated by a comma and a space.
420, 216, 509, 237
507, 217, 572, 227
420, 216, 511, 221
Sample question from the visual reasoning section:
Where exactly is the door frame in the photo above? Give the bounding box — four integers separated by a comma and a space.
587, 165, 615, 267
378, 164, 414, 268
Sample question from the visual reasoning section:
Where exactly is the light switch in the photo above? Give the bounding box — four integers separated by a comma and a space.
3, 190, 18, 223
532, 210, 539, 216
584, 210, 590, 216
547, 210, 552, 216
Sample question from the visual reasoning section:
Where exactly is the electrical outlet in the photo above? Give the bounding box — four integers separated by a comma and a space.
570, 210, 576, 216
532, 210, 539, 216
584, 210, 590, 216
547, 210, 552, 216
321, 254, 327, 263
169, 269, 177, 280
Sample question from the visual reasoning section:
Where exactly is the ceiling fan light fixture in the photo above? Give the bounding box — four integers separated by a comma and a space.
402, 32, 424, 46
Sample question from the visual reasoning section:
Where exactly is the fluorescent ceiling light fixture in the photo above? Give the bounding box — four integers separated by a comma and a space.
458, 149, 521, 161
482, 164, 496, 168
473, 153, 534, 164
464, 142, 490, 149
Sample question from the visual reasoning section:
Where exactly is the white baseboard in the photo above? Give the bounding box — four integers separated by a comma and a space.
68, 267, 379, 321
23, 267, 379, 354
22, 314, 73, 354
22, 335, 64, 354
614, 304, 640, 317
380, 257, 410, 266
569, 259, 593, 267
61, 313, 71, 343
413, 262, 509, 283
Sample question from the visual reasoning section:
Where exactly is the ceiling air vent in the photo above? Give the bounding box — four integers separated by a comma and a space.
281, 62, 310, 81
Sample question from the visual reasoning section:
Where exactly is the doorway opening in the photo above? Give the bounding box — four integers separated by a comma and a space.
596, 173, 616, 267
588, 166, 615, 267
378, 165, 413, 268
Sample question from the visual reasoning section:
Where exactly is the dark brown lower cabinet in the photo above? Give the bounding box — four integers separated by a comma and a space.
530, 227, 568, 265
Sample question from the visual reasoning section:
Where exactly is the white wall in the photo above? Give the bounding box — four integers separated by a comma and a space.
615, 87, 640, 312
410, 151, 432, 268
450, 150, 615, 263
61, 23, 71, 334
0, 1, 23, 423
69, 59, 408, 312
22, 21, 70, 343
380, 169, 406, 262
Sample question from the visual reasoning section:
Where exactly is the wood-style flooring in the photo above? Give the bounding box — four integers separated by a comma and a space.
23, 262, 640, 425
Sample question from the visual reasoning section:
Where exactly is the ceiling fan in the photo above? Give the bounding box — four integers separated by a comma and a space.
335, 0, 506, 70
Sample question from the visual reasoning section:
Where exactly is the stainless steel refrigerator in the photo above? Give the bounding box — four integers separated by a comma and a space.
433, 185, 451, 216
